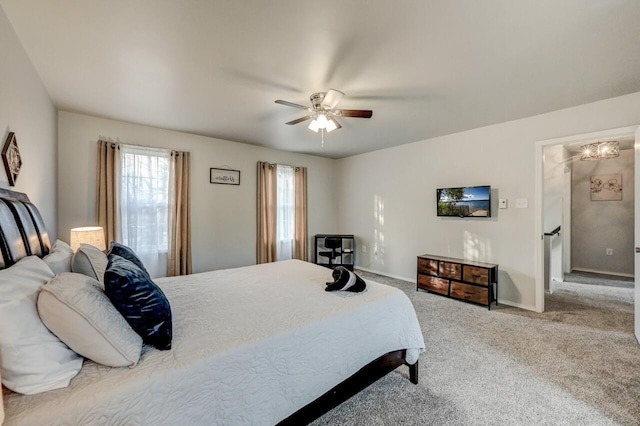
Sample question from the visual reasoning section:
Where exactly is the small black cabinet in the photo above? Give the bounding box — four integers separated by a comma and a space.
314, 234, 355, 271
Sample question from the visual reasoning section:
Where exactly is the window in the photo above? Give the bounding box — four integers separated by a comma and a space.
276, 165, 295, 260
119, 145, 171, 277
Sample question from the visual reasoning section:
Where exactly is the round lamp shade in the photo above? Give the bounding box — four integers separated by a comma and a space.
70, 226, 106, 252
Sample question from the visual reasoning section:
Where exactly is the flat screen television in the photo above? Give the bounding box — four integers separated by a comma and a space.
437, 186, 491, 218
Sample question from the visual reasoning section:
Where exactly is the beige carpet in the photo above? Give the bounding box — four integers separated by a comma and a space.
312, 271, 639, 425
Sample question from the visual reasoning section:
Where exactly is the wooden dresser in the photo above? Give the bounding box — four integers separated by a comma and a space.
416, 254, 498, 310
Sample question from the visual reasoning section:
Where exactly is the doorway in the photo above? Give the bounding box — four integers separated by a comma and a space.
535, 126, 640, 341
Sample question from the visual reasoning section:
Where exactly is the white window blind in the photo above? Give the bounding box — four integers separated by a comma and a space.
119, 144, 171, 277
276, 165, 295, 261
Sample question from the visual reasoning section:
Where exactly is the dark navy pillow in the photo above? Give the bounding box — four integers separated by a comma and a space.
107, 242, 148, 275
104, 254, 172, 350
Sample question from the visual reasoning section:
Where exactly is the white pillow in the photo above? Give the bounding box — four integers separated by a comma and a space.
72, 243, 108, 284
0, 256, 83, 395
43, 240, 74, 274
38, 273, 142, 367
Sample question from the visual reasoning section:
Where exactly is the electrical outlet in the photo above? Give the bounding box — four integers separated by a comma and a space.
515, 198, 528, 209
362, 245, 367, 253
606, 248, 613, 256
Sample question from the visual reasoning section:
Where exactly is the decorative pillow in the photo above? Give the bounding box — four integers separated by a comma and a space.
43, 240, 74, 274
0, 256, 83, 395
107, 241, 148, 275
104, 254, 172, 350
72, 243, 108, 284
38, 272, 143, 367
325, 266, 367, 292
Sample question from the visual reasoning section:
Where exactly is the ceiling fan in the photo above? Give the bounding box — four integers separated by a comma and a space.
275, 89, 373, 134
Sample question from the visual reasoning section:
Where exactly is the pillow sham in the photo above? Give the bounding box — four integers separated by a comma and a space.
104, 254, 172, 350
38, 272, 143, 368
0, 256, 83, 395
72, 243, 108, 284
43, 240, 74, 274
107, 241, 148, 275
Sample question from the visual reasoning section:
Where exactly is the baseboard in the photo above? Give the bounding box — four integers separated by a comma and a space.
571, 268, 634, 279
498, 299, 536, 312
356, 266, 538, 312
355, 266, 416, 284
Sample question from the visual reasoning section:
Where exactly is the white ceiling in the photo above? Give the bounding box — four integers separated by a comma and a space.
2, 1, 640, 159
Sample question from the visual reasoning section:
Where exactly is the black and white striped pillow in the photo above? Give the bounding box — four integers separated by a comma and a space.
325, 266, 366, 293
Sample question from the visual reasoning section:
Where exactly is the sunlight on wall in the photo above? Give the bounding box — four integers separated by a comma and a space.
463, 230, 492, 261
374, 195, 385, 266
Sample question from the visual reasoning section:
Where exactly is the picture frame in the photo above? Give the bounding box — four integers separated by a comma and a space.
210, 168, 240, 185
590, 174, 622, 201
2, 132, 22, 187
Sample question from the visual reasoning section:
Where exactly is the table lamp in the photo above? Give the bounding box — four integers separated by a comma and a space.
70, 226, 106, 252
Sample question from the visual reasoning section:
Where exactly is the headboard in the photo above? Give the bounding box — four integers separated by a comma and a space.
0, 188, 51, 270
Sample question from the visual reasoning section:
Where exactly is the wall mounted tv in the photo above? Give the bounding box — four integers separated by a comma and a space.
437, 186, 491, 218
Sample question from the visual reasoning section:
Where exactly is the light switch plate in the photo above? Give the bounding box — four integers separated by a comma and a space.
499, 199, 507, 209
515, 198, 528, 209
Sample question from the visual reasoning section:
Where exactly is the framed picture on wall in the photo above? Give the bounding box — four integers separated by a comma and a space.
210, 168, 240, 185
590, 174, 622, 201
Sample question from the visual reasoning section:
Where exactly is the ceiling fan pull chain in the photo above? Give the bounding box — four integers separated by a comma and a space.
321, 128, 325, 147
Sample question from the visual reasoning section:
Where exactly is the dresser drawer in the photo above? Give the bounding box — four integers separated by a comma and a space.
463, 265, 490, 286
439, 261, 461, 280
450, 281, 489, 305
417, 275, 449, 295
418, 258, 438, 275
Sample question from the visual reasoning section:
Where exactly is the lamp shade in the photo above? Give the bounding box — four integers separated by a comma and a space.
70, 226, 106, 252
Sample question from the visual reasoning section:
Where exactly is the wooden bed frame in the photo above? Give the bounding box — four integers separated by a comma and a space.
0, 187, 419, 425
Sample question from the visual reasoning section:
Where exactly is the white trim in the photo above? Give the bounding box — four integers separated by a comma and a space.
356, 266, 416, 284
571, 268, 634, 279
498, 299, 536, 311
535, 125, 639, 314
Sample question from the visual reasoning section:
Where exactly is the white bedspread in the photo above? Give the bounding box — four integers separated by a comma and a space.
4, 260, 425, 425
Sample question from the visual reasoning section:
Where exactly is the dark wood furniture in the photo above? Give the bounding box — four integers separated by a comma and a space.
417, 254, 498, 310
314, 234, 355, 271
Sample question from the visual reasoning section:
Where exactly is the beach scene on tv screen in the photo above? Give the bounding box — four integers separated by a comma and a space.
437, 187, 490, 217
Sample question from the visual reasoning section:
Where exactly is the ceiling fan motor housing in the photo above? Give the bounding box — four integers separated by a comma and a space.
310, 92, 328, 111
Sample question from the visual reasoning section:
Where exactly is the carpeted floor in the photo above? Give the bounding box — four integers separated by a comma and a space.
311, 271, 639, 426
563, 270, 634, 289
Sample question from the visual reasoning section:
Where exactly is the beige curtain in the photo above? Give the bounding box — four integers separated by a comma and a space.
257, 161, 277, 263
294, 166, 308, 261
168, 151, 192, 276
96, 141, 119, 244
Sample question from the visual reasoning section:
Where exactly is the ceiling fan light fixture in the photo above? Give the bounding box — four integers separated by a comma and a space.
308, 119, 320, 132
325, 119, 337, 133
316, 114, 328, 128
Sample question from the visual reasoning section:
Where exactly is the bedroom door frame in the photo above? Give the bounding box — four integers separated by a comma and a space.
534, 125, 639, 326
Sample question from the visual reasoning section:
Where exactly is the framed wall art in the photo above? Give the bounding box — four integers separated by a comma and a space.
590, 174, 622, 201
2, 132, 22, 187
210, 168, 240, 185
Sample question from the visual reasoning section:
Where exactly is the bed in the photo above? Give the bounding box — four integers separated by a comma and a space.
0, 189, 425, 425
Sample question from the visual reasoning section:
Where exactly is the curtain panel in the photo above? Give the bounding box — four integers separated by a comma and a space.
96, 140, 120, 245
168, 151, 192, 276
294, 166, 308, 261
256, 161, 277, 264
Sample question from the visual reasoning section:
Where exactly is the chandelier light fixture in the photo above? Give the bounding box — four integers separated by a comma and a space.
579, 140, 620, 161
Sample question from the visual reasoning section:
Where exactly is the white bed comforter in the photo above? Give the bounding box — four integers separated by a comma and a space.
4, 260, 425, 425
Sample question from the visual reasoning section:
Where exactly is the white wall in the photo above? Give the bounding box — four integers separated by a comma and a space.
336, 92, 640, 311
0, 6, 57, 239
571, 149, 634, 276
58, 111, 337, 273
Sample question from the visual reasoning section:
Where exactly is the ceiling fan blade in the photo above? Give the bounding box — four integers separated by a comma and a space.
321, 89, 345, 109
336, 109, 373, 118
285, 115, 314, 125
329, 116, 342, 130
275, 100, 310, 110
